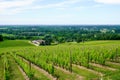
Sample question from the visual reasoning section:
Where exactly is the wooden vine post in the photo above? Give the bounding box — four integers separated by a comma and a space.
115, 48, 118, 62
69, 50, 72, 72
87, 52, 90, 68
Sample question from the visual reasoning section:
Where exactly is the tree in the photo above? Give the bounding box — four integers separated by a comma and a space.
0, 35, 3, 41
43, 35, 52, 45
39, 41, 46, 46
76, 36, 82, 43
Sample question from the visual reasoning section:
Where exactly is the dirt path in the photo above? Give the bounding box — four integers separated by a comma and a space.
90, 63, 116, 71
20, 56, 56, 80
106, 61, 120, 66
32, 64, 56, 80
73, 64, 103, 76
17, 65, 29, 80
28, 41, 39, 46
54, 66, 84, 80
54, 66, 71, 74
0, 56, 4, 80
21, 56, 83, 80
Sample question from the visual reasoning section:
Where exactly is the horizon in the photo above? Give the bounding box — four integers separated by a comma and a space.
0, 24, 120, 26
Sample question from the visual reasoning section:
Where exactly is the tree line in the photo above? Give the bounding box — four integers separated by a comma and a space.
0, 25, 120, 44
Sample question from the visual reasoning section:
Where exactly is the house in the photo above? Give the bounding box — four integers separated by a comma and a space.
32, 40, 45, 46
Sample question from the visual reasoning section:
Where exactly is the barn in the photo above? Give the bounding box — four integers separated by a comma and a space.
32, 40, 45, 46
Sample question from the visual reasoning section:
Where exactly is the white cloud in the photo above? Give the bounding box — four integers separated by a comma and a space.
0, 0, 35, 9
0, 0, 82, 14
0, 0, 37, 14
94, 0, 120, 4
32, 0, 82, 9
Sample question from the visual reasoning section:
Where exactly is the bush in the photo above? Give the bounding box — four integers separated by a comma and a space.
0, 35, 3, 41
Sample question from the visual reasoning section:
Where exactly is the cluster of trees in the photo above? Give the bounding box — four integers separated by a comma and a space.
0, 25, 120, 44
0, 35, 3, 41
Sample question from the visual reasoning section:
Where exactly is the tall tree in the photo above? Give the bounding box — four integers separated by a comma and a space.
0, 35, 3, 41
43, 35, 52, 45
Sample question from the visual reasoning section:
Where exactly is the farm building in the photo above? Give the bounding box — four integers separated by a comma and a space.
32, 40, 45, 46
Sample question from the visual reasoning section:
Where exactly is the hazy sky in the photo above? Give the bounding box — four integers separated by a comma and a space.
0, 0, 120, 25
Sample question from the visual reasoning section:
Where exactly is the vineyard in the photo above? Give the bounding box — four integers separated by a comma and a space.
0, 40, 120, 80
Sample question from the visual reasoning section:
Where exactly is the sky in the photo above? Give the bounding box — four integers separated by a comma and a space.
0, 0, 120, 25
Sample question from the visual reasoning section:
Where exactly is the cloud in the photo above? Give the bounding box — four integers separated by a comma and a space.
0, 0, 37, 14
32, 0, 82, 9
0, 0, 82, 14
0, 0, 35, 9
94, 0, 120, 4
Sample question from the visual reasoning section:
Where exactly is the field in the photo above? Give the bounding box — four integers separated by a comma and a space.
0, 40, 120, 80
0, 40, 34, 48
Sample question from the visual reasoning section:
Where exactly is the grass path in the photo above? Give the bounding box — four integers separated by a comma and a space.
18, 55, 84, 80
72, 64, 100, 80
7, 55, 27, 80
54, 66, 84, 80
0, 55, 4, 80
17, 64, 29, 80
19, 56, 56, 80
31, 63, 54, 80
106, 61, 120, 66
105, 61, 120, 70
90, 63, 116, 71
73, 64, 103, 76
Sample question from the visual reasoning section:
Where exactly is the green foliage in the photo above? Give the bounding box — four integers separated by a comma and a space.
0, 40, 34, 48
13, 54, 35, 79
0, 35, 3, 41
43, 35, 53, 45
3, 54, 10, 80
13, 40, 120, 78
0, 40, 120, 80
5, 71, 10, 80
1, 25, 120, 43
108, 71, 120, 80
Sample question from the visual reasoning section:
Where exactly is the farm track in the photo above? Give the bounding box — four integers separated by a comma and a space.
28, 41, 39, 46
31, 64, 56, 80
18, 55, 84, 80
9, 55, 29, 80
6, 55, 26, 80
19, 56, 56, 80
90, 63, 116, 71
17, 65, 29, 80
106, 61, 120, 66
54, 66, 84, 80
73, 64, 103, 76
0, 56, 4, 80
